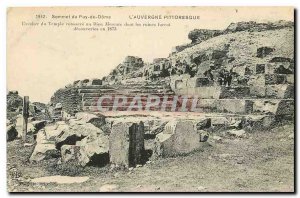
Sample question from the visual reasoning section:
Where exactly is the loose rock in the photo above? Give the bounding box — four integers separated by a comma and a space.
55, 122, 104, 150
228, 129, 246, 137
31, 120, 47, 133
7, 125, 18, 142
61, 132, 109, 166
30, 143, 59, 162
154, 120, 201, 157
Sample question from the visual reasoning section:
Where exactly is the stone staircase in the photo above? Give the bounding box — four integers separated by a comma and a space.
77, 83, 293, 116
68, 72, 294, 133
50, 64, 294, 132
78, 82, 174, 112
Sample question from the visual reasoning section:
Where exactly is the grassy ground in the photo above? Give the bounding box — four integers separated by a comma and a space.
7, 124, 294, 192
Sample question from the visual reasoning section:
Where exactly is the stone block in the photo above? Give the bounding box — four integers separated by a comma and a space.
55, 122, 104, 150
154, 120, 201, 157
286, 75, 294, 84
109, 122, 145, 167
61, 134, 109, 167
75, 112, 106, 129
195, 118, 211, 130
250, 86, 266, 98
265, 63, 276, 74
210, 116, 230, 131
195, 77, 210, 87
265, 74, 287, 85
249, 115, 276, 130
252, 99, 294, 116
276, 100, 294, 116
186, 77, 213, 88
257, 47, 274, 58
188, 86, 222, 99
274, 64, 293, 74
219, 86, 250, 99
270, 57, 291, 63
91, 79, 102, 85
252, 100, 278, 115
45, 123, 67, 141
31, 120, 47, 134
216, 100, 247, 114
248, 74, 265, 86
256, 64, 265, 74
195, 99, 215, 113
265, 84, 294, 99
30, 143, 59, 162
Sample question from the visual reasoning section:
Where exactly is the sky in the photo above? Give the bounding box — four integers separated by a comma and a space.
7, 7, 294, 103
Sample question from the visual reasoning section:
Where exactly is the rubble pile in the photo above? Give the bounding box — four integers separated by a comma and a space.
10, 109, 286, 168
7, 91, 23, 113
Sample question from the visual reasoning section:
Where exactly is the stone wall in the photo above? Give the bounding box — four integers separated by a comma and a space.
50, 87, 82, 116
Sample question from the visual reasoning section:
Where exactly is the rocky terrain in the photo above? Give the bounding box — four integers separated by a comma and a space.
6, 20, 295, 192
7, 122, 294, 192
175, 20, 293, 53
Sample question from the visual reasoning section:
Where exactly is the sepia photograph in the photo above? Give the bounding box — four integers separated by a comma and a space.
6, 6, 295, 192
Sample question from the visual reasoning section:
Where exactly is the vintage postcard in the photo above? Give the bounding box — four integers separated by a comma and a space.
7, 7, 294, 192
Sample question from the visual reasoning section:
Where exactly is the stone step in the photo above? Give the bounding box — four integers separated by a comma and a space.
81, 91, 173, 98
79, 85, 168, 93
195, 99, 294, 115
121, 89, 170, 93
78, 83, 294, 99
174, 85, 294, 99
82, 97, 294, 104
82, 110, 287, 131
118, 84, 167, 87
77, 85, 114, 89
82, 99, 294, 116
79, 89, 117, 94
142, 85, 167, 88
82, 93, 175, 100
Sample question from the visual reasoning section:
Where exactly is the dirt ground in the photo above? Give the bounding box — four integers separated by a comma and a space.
7, 123, 294, 192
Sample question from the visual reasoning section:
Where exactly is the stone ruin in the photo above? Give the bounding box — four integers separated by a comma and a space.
154, 120, 203, 157
109, 122, 145, 167
7, 20, 294, 169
